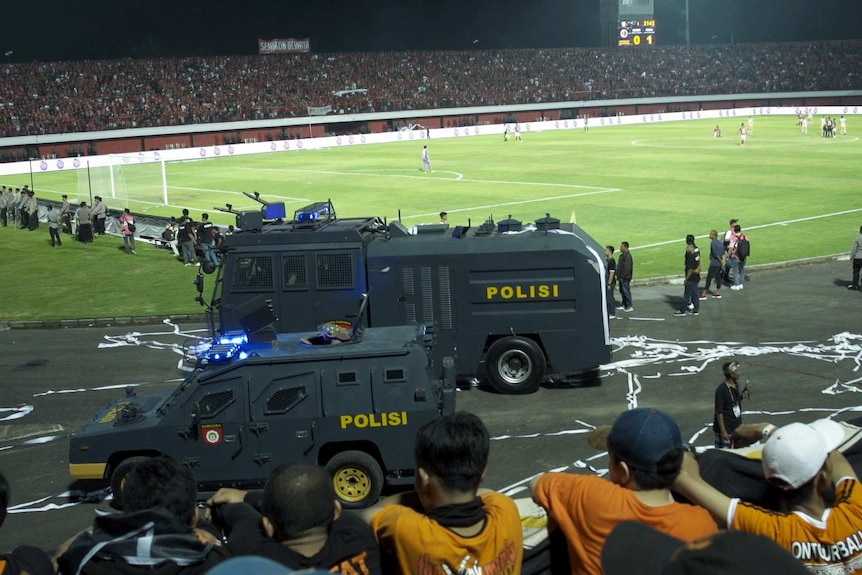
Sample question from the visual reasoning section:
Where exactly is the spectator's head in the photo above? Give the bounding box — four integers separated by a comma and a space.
62, 194, 67, 200
439, 211, 447, 222
47, 205, 53, 211
762, 419, 844, 505
0, 469, 9, 528
124, 208, 131, 215
170, 216, 176, 223
261, 463, 338, 541
606, 408, 684, 491
620, 241, 629, 252
729, 218, 738, 227
182, 209, 189, 216
733, 224, 741, 233
122, 455, 198, 527
709, 229, 717, 239
605, 245, 615, 258
80, 201, 87, 207
602, 521, 810, 575
685, 234, 695, 246
414, 412, 489, 504
201, 213, 209, 221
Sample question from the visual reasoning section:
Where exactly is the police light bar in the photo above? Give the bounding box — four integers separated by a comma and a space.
294, 200, 335, 223
217, 331, 248, 346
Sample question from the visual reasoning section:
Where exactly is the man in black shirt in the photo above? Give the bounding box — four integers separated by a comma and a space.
674, 236, 701, 316
207, 463, 380, 575
197, 213, 219, 266
712, 361, 749, 448
178, 209, 197, 266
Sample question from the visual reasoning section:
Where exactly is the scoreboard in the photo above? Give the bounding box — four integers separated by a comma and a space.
618, 19, 656, 46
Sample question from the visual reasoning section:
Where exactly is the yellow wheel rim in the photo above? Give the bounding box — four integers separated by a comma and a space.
332, 466, 371, 502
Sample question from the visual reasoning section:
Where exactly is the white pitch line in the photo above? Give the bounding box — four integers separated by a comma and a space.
236, 166, 616, 192
173, 186, 310, 202
402, 189, 621, 221
635, 207, 862, 251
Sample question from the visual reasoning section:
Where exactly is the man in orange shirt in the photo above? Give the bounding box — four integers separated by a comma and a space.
530, 408, 718, 575
362, 412, 523, 575
674, 419, 862, 574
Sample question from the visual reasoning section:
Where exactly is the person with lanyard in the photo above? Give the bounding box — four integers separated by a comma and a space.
713, 360, 749, 448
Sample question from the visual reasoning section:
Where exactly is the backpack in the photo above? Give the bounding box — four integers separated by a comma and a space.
162, 228, 175, 242
736, 237, 750, 260
127, 221, 136, 233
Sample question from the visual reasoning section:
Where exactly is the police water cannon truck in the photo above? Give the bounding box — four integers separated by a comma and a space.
197, 200, 612, 394
69, 309, 456, 509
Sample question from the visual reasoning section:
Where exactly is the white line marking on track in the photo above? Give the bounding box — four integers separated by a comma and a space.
636, 208, 862, 251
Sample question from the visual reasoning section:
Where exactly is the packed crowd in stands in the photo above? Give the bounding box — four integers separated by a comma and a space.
2, 408, 858, 575
0, 40, 860, 137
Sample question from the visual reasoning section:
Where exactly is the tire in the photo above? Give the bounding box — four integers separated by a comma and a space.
325, 450, 384, 509
485, 336, 546, 394
109, 456, 149, 510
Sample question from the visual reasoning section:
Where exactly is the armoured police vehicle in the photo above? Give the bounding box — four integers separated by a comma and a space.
68, 314, 455, 509
201, 199, 612, 394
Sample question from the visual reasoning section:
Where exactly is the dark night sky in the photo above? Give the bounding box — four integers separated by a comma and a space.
3, 0, 861, 62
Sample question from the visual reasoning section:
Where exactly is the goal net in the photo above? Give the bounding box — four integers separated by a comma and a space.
77, 152, 168, 207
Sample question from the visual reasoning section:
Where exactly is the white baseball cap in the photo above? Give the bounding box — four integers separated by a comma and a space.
762, 419, 845, 489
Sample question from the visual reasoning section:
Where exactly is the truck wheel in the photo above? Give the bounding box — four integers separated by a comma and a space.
485, 336, 546, 394
109, 456, 149, 510
325, 450, 384, 509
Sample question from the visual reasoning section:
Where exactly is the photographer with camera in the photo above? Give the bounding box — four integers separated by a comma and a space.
713, 360, 749, 448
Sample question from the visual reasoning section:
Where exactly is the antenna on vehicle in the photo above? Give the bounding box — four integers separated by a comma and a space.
351, 293, 370, 341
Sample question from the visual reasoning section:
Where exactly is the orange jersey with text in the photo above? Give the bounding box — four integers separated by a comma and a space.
731, 478, 862, 574
534, 472, 718, 575
371, 492, 523, 575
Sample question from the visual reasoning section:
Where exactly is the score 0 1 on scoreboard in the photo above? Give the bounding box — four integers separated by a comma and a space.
618, 19, 656, 46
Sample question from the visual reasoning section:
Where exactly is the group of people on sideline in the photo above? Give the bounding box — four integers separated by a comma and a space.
3, 404, 858, 575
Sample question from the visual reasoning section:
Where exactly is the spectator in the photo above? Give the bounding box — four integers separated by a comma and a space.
56, 455, 228, 575
605, 245, 617, 319
362, 412, 523, 575
0, 469, 55, 575
207, 463, 380, 574
119, 207, 136, 254
530, 408, 718, 575
602, 520, 809, 575
673, 419, 862, 574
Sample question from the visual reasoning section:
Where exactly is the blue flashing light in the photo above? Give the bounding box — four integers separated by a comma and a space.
238, 351, 249, 360
218, 331, 248, 346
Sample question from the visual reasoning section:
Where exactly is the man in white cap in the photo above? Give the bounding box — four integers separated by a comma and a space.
673, 419, 862, 574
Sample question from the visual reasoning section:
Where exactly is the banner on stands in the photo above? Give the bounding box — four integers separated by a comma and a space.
258, 38, 310, 54
307, 105, 332, 116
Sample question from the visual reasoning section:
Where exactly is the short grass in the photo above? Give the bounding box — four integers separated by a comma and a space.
1, 116, 859, 321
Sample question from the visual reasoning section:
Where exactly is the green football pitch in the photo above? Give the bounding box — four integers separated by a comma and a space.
8, 115, 862, 282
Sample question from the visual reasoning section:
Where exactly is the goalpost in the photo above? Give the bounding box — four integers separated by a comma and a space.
78, 152, 169, 207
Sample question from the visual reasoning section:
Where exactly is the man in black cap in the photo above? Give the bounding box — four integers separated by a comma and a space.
531, 408, 717, 575
674, 235, 701, 316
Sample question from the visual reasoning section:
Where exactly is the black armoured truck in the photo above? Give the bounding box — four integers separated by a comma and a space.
69, 318, 455, 508
197, 199, 612, 394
